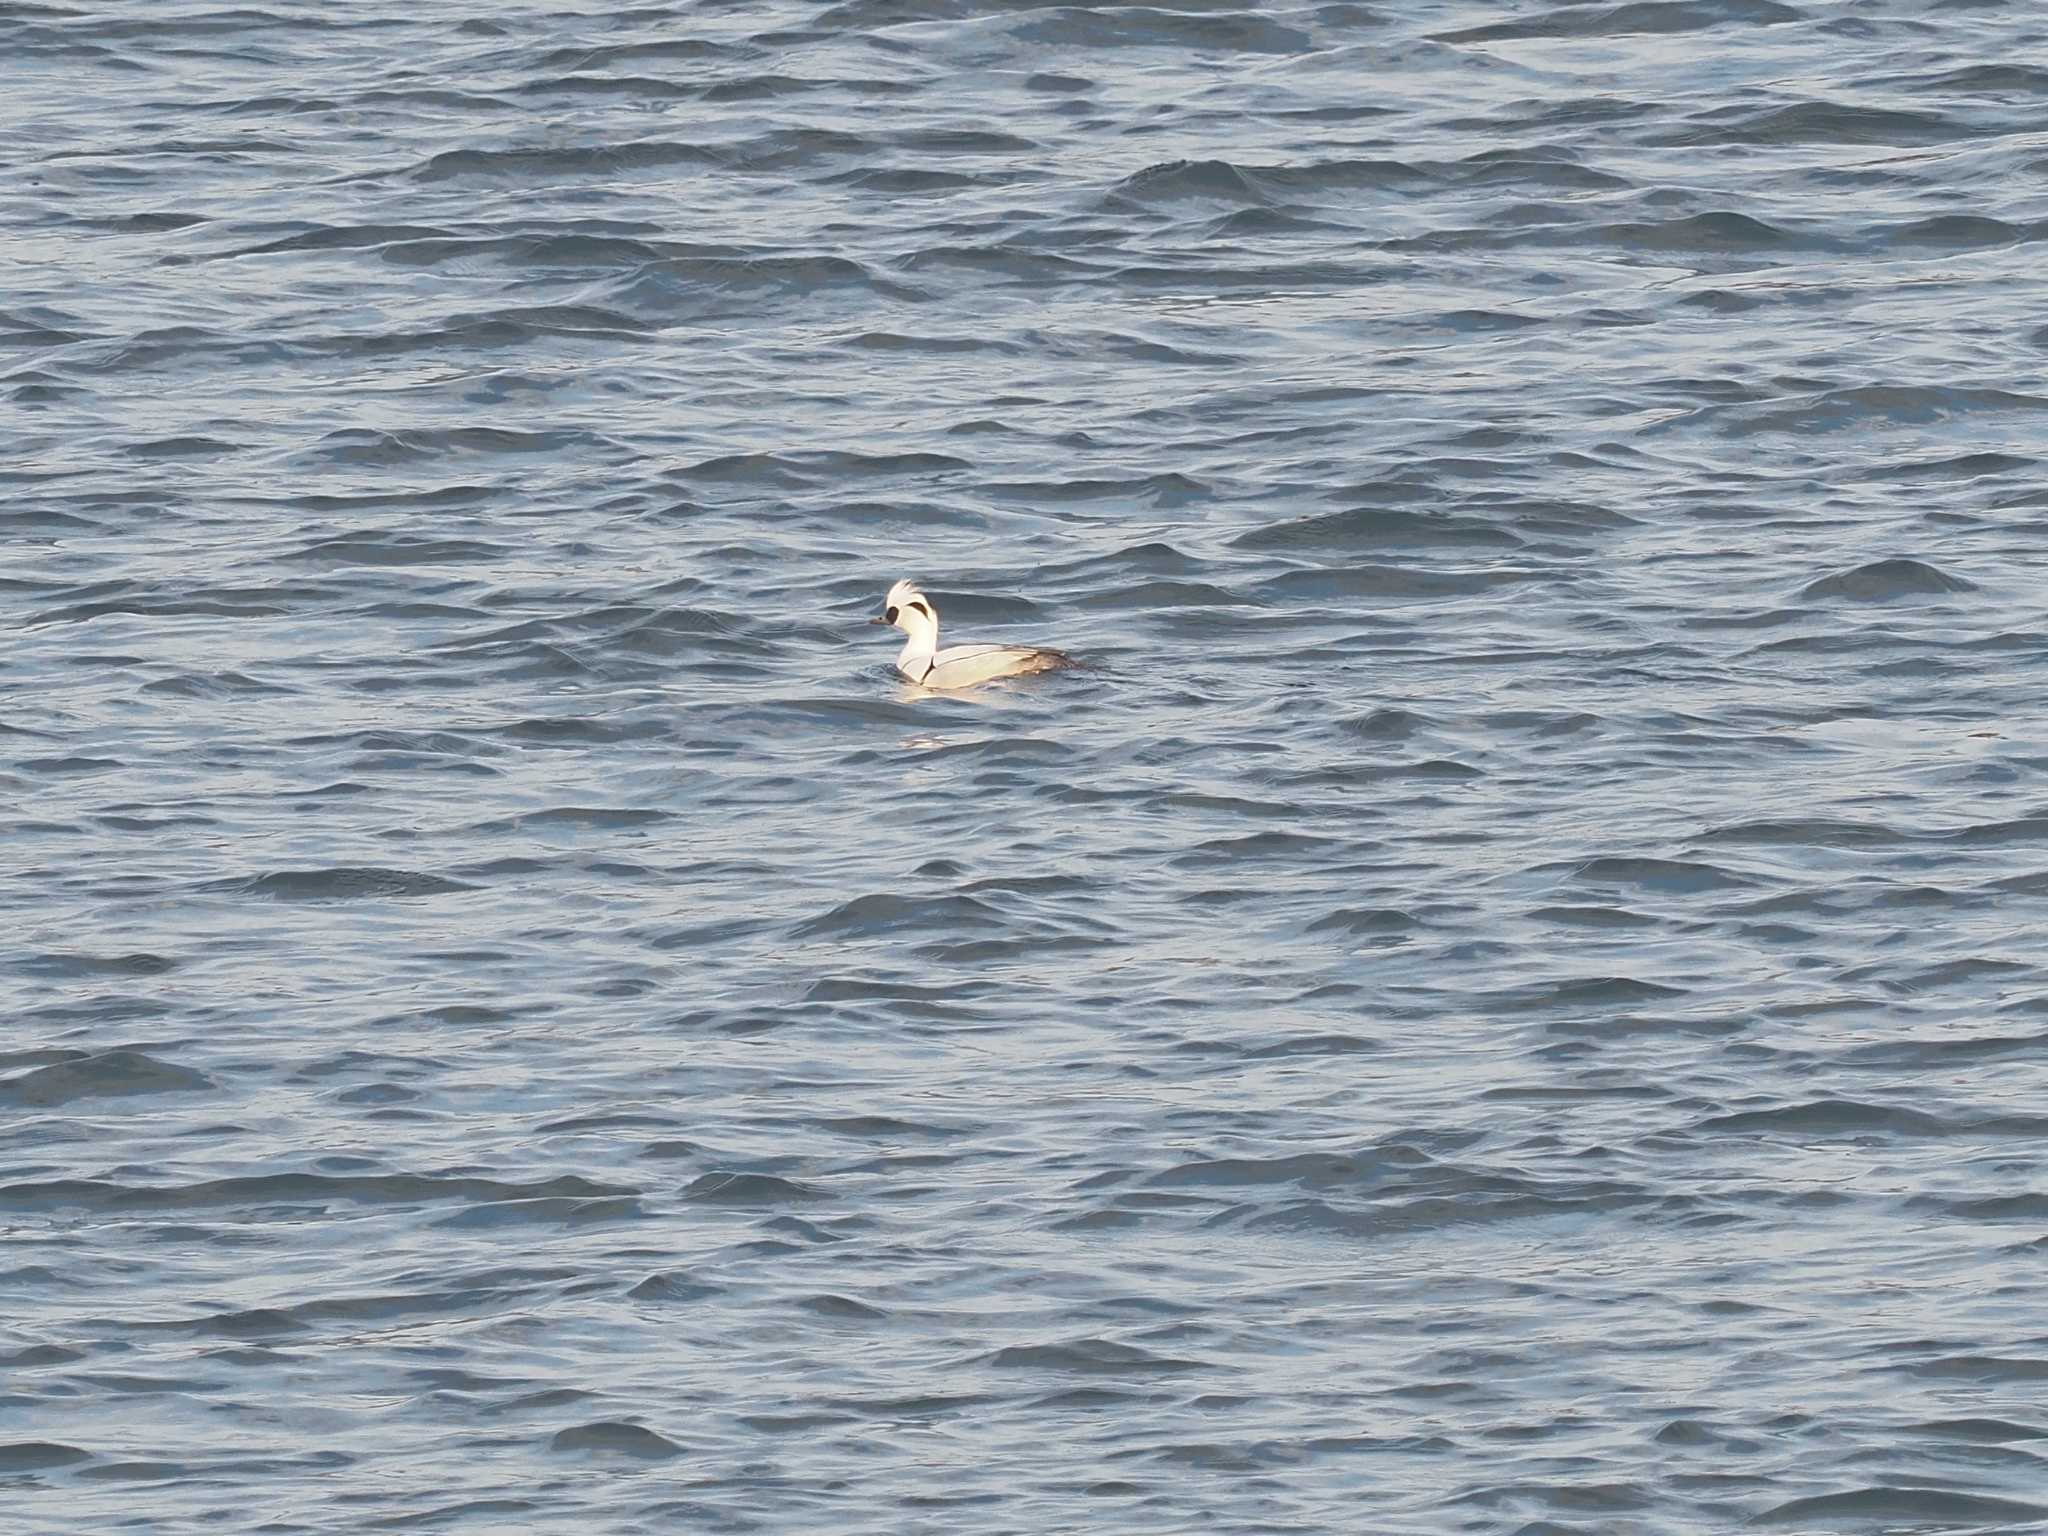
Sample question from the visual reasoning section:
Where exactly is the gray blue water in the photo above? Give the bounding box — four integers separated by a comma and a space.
7, 1, 2048, 1530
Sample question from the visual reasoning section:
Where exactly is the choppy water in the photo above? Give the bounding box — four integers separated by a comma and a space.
8, 1, 2048, 1530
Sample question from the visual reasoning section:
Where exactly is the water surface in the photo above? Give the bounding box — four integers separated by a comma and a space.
7, 1, 2048, 1529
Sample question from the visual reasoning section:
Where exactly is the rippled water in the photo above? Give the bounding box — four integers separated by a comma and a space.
8, 1, 2048, 1529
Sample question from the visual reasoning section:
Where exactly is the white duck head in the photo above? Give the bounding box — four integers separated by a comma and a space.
874, 579, 939, 663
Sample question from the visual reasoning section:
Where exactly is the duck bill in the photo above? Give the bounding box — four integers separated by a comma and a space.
869, 616, 891, 626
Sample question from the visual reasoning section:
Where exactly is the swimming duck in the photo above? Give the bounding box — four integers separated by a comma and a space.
873, 579, 1079, 688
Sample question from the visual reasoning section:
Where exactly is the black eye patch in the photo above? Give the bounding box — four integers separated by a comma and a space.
884, 605, 899, 624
